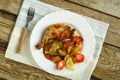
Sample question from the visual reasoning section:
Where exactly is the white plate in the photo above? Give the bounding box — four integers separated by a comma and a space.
30, 11, 95, 76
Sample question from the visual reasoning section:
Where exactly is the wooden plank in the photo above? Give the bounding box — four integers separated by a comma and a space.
67, 0, 120, 18
0, 16, 14, 49
0, 0, 22, 15
0, 0, 120, 47
0, 11, 16, 21
0, 78, 6, 80
0, 51, 69, 80
0, 11, 16, 51
93, 44, 120, 80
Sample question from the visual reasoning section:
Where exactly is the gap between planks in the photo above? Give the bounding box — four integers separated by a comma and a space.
66, 0, 120, 19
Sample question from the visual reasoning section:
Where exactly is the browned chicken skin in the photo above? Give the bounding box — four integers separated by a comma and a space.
36, 23, 74, 49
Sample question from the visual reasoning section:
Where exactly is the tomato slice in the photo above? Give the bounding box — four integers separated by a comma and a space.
44, 54, 54, 61
72, 36, 83, 44
56, 60, 65, 70
72, 54, 84, 63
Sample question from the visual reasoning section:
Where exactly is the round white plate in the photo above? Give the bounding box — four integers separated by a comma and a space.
30, 11, 95, 76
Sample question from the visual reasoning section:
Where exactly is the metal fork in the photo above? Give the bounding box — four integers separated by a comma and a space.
17, 7, 35, 53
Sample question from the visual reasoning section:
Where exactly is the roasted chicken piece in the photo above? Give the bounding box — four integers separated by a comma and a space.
36, 23, 74, 49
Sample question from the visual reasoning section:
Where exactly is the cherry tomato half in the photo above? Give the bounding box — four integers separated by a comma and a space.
71, 36, 83, 44
44, 54, 54, 61
72, 54, 84, 63
56, 60, 65, 70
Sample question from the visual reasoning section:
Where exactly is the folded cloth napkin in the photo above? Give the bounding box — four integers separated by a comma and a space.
5, 0, 109, 80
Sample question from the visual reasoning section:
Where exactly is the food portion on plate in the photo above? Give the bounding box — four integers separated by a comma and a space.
36, 23, 84, 71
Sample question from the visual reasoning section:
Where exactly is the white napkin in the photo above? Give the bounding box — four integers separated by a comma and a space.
5, 0, 109, 80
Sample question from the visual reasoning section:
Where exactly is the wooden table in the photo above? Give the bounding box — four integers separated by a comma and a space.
0, 0, 120, 80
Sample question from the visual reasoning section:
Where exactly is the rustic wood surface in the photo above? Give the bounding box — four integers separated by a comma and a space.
67, 0, 120, 18
0, 0, 120, 80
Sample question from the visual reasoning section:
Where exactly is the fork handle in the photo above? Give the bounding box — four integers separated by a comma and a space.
17, 28, 28, 53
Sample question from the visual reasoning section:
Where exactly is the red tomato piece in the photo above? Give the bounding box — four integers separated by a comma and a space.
72, 54, 84, 63
72, 36, 83, 44
56, 60, 65, 70
44, 54, 54, 61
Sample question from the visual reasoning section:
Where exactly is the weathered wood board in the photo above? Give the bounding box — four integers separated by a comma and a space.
0, 0, 120, 80
67, 0, 120, 18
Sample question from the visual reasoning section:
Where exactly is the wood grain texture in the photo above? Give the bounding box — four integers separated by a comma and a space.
0, 78, 7, 80
0, 0, 22, 15
93, 44, 120, 80
0, 16, 14, 50
67, 0, 120, 18
0, 11, 16, 21
0, 0, 120, 80
0, 0, 120, 47
0, 51, 69, 80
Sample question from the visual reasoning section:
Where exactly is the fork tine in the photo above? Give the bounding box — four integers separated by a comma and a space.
27, 7, 35, 21
30, 8, 35, 16
27, 7, 30, 16
28, 7, 33, 15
